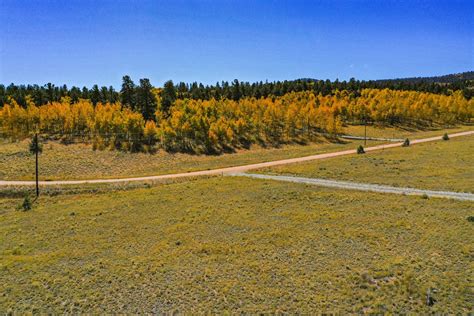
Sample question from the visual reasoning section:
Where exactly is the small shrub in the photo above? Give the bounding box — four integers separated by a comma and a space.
402, 138, 410, 147
426, 288, 436, 306
357, 145, 365, 154
442, 133, 449, 141
467, 216, 474, 222
21, 195, 32, 211
421, 193, 429, 199
29, 137, 43, 154
12, 248, 21, 255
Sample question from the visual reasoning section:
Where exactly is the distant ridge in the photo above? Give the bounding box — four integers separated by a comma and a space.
375, 71, 474, 84
298, 71, 474, 84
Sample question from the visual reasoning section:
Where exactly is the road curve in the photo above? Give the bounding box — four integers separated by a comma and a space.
1, 130, 473, 186
232, 173, 474, 201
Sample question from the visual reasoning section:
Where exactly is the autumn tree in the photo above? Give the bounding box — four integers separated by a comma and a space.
1, 87, 472, 154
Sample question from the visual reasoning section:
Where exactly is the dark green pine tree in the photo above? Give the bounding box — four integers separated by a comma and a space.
120, 75, 136, 110
231, 79, 241, 101
108, 86, 118, 103
190, 82, 200, 99
69, 86, 82, 103
100, 86, 109, 103
81, 86, 90, 100
90, 85, 101, 105
136, 78, 157, 121
161, 80, 177, 116
45, 83, 55, 103
177, 82, 188, 99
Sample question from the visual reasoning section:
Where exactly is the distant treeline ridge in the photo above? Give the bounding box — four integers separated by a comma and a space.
1, 71, 473, 108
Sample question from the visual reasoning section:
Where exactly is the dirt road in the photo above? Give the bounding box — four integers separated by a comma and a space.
1, 130, 472, 186
232, 173, 474, 201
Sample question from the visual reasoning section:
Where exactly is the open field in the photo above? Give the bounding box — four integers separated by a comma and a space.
257, 134, 474, 193
0, 136, 380, 181
1, 176, 473, 313
0, 125, 471, 181
2, 0, 473, 313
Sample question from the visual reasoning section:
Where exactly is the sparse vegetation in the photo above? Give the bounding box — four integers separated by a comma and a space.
0, 137, 381, 181
20, 195, 32, 211
2, 0, 472, 313
28, 135, 42, 155
0, 176, 472, 313
0, 126, 470, 181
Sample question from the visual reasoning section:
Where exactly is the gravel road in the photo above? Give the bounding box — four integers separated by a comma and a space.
231, 173, 474, 201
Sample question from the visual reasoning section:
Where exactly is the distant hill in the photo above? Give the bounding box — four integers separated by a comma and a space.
2, 71, 473, 108
376, 71, 474, 84
300, 71, 474, 84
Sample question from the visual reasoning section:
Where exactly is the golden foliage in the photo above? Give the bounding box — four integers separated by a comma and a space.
0, 89, 472, 153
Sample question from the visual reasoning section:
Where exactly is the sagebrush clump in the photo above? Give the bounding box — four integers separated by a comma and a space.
21, 195, 32, 211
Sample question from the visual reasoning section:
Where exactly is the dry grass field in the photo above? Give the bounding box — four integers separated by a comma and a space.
0, 125, 470, 181
0, 135, 378, 181
1, 124, 473, 313
2, 0, 473, 313
1, 176, 473, 313
257, 134, 474, 192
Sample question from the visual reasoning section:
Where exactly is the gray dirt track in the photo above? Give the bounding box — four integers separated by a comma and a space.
230, 173, 474, 201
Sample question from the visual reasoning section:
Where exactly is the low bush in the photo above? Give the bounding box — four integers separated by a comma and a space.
357, 145, 365, 154
442, 133, 449, 141
21, 195, 32, 211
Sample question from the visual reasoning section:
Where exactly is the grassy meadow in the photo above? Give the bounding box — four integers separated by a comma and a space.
0, 136, 378, 181
0, 125, 470, 181
258, 134, 474, 193
0, 176, 473, 313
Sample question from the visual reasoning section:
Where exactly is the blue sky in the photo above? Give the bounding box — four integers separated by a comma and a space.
0, 0, 472, 87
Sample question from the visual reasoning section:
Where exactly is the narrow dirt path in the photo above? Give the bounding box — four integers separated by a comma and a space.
1, 130, 472, 186
340, 135, 404, 142
231, 173, 474, 201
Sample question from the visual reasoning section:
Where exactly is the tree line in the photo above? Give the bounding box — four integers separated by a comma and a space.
2, 73, 473, 109
1, 88, 472, 154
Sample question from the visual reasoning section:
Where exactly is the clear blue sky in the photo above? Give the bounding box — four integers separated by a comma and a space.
0, 0, 472, 88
